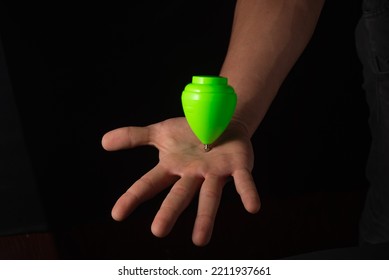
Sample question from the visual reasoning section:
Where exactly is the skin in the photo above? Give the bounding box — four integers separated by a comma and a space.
102, 0, 325, 246
102, 118, 258, 246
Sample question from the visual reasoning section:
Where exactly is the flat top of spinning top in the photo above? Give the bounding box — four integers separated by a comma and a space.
184, 76, 234, 94
192, 76, 227, 85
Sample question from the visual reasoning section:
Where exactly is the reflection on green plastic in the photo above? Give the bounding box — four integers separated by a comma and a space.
182, 75, 237, 145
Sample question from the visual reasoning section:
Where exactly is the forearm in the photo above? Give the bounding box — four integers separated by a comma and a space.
220, 0, 325, 136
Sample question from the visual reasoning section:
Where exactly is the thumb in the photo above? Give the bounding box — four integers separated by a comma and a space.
101, 126, 152, 151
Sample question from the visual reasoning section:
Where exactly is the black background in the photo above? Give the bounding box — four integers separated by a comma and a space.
0, 0, 370, 259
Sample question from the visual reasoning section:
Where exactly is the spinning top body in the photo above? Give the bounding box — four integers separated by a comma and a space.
182, 76, 237, 146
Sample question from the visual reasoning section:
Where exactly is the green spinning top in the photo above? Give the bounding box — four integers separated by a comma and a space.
182, 76, 237, 151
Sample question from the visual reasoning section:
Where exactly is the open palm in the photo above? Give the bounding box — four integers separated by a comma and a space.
102, 117, 260, 246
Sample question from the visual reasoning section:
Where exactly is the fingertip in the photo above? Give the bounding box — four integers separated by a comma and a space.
242, 191, 261, 214
192, 231, 211, 247
245, 198, 261, 214
101, 132, 111, 151
151, 226, 165, 239
111, 196, 134, 222
111, 213, 121, 222
232, 169, 261, 214
111, 207, 125, 222
101, 129, 121, 151
192, 219, 213, 247
151, 220, 170, 239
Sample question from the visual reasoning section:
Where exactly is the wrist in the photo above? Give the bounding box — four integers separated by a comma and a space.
220, 70, 279, 138
230, 117, 252, 139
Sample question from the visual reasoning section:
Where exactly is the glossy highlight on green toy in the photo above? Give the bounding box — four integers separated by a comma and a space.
182, 76, 237, 150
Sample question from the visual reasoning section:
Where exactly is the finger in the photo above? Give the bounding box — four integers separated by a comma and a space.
151, 176, 202, 238
233, 169, 261, 214
102, 126, 151, 151
111, 165, 177, 221
192, 175, 225, 246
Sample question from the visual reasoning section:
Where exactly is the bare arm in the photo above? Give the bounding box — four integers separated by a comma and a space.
102, 0, 325, 246
221, 0, 325, 136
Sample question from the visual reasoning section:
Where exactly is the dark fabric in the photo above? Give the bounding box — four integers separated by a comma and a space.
356, 0, 389, 244
363, 0, 389, 12
0, 36, 47, 235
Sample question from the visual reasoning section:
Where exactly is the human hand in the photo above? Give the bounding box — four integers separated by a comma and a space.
101, 117, 260, 246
